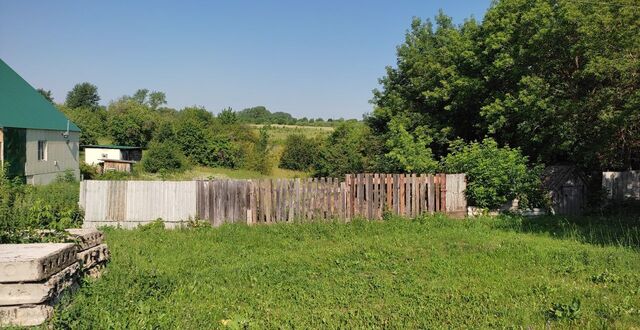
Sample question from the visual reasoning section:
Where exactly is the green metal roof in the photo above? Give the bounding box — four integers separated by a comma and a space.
82, 144, 143, 150
0, 59, 80, 132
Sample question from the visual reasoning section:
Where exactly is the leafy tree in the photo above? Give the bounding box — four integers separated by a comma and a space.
148, 91, 167, 110
249, 126, 273, 175
107, 99, 157, 147
131, 89, 149, 104
279, 134, 320, 171
218, 107, 238, 125
58, 105, 107, 145
142, 141, 187, 173
383, 118, 439, 173
37, 89, 53, 102
236, 106, 272, 124
314, 122, 371, 177
66, 82, 100, 109
442, 138, 543, 209
370, 1, 640, 170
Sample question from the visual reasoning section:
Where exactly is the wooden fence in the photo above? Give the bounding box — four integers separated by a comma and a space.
81, 173, 466, 228
602, 171, 640, 201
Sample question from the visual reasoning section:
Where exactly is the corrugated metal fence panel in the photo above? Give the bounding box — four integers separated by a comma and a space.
82, 180, 110, 223
603, 171, 640, 201
81, 180, 197, 227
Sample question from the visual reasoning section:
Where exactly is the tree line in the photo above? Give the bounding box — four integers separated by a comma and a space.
41, 0, 638, 210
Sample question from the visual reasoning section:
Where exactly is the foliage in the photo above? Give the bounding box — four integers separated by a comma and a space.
383, 118, 439, 173
80, 162, 99, 180
236, 105, 348, 127
130, 89, 167, 110
0, 166, 83, 243
107, 99, 157, 147
279, 134, 320, 171
58, 105, 108, 145
547, 298, 581, 321
370, 1, 640, 170
65, 82, 100, 109
217, 107, 238, 125
314, 122, 371, 177
53, 214, 640, 328
248, 126, 273, 175
141, 141, 187, 173
442, 138, 543, 209
37, 88, 53, 102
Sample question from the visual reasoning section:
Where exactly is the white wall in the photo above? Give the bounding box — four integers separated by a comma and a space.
25, 129, 80, 185
84, 148, 122, 165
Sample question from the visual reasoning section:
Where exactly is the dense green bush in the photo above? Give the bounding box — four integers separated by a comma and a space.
141, 141, 188, 173
0, 168, 83, 243
314, 122, 371, 177
279, 134, 320, 171
442, 138, 543, 209
247, 126, 273, 175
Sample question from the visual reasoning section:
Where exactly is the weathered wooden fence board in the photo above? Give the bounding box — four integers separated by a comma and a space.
81, 173, 466, 228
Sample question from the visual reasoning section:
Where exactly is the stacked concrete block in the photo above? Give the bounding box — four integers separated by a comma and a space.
0, 243, 78, 327
66, 229, 110, 277
0, 229, 110, 327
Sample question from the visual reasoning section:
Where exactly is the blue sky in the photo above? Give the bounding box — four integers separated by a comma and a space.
0, 1, 491, 119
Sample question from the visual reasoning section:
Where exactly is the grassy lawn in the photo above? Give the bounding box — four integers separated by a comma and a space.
50, 214, 640, 328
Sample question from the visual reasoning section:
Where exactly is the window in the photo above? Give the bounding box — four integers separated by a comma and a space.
37, 140, 47, 161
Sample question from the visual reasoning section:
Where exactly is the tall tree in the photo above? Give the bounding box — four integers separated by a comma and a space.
148, 91, 167, 110
370, 0, 640, 170
65, 82, 100, 109
37, 89, 53, 103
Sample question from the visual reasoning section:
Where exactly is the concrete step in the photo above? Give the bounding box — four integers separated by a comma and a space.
0, 263, 80, 306
0, 244, 77, 283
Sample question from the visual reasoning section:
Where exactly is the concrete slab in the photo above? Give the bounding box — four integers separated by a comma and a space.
0, 263, 80, 306
0, 304, 53, 327
77, 244, 110, 271
0, 244, 77, 283
85, 262, 108, 279
65, 228, 104, 251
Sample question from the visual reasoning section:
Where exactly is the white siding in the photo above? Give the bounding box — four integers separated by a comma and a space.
25, 129, 79, 185
84, 148, 122, 165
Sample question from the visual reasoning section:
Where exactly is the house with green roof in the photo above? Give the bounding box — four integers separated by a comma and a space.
0, 59, 81, 184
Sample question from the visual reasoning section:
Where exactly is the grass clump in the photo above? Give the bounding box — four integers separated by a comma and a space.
52, 215, 640, 328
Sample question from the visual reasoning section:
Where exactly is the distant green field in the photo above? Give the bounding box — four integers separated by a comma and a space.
250, 124, 333, 146
52, 215, 640, 328
136, 166, 308, 180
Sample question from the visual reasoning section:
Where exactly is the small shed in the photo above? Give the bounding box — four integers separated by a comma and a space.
542, 165, 587, 215
83, 145, 142, 166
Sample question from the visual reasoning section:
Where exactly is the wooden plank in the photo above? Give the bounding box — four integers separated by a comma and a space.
412, 174, 418, 217
428, 175, 435, 213
399, 174, 405, 216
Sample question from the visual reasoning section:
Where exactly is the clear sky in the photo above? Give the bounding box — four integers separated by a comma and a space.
0, 1, 491, 119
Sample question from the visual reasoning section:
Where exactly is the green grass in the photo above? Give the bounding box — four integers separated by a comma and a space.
132, 166, 308, 180
250, 124, 333, 146
51, 215, 640, 328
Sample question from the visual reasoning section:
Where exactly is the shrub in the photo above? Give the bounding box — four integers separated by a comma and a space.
0, 165, 83, 243
314, 122, 371, 177
248, 126, 273, 175
442, 138, 543, 209
80, 162, 99, 180
279, 134, 319, 171
142, 141, 187, 173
